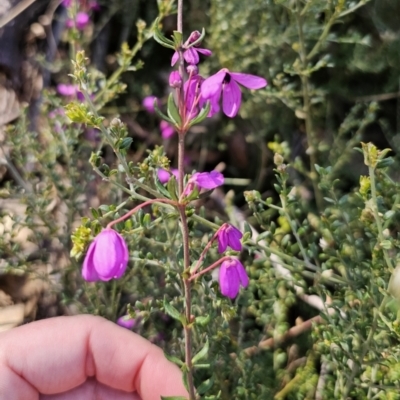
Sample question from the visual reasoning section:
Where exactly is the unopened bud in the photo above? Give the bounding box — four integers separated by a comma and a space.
186, 64, 198, 75
274, 153, 284, 166
187, 30, 201, 44
169, 70, 182, 88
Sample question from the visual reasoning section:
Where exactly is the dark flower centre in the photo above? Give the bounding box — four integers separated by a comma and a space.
223, 73, 231, 84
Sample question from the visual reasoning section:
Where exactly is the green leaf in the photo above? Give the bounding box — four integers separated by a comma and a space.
167, 175, 178, 200
188, 101, 210, 127
154, 172, 172, 198
167, 93, 181, 125
153, 98, 176, 125
164, 351, 184, 367
153, 18, 176, 50
172, 30, 182, 45
161, 397, 188, 400
376, 156, 394, 169
163, 298, 185, 323
119, 137, 133, 150
195, 315, 210, 327
192, 339, 209, 365
197, 376, 214, 395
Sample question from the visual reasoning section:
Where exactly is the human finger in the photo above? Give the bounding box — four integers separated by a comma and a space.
40, 378, 141, 400
0, 315, 188, 400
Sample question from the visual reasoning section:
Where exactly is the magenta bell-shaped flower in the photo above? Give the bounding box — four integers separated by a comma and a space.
82, 229, 129, 282
219, 258, 249, 299
217, 224, 243, 253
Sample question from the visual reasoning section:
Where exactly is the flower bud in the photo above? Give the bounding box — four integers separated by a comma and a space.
186, 64, 198, 75
187, 30, 201, 44
82, 229, 129, 281
169, 70, 182, 88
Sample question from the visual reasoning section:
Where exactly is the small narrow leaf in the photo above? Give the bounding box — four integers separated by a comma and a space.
154, 172, 173, 198
163, 298, 184, 323
153, 18, 176, 50
164, 351, 184, 367
197, 376, 214, 395
167, 175, 178, 200
167, 93, 181, 125
192, 339, 209, 365
161, 397, 188, 400
153, 98, 176, 125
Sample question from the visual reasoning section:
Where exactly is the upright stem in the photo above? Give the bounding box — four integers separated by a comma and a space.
177, 0, 183, 33
178, 134, 185, 196
177, 135, 196, 400
176, 2, 196, 397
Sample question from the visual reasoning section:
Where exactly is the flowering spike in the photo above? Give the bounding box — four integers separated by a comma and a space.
219, 258, 249, 299
82, 229, 129, 282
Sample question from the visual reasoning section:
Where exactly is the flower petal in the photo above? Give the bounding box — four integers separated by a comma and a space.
230, 72, 268, 89
227, 226, 243, 251
82, 240, 100, 282
196, 48, 212, 57
113, 233, 129, 279
235, 260, 249, 288
93, 231, 121, 280
229, 72, 267, 90
222, 80, 242, 118
183, 48, 199, 65
219, 261, 240, 298
193, 170, 224, 189
171, 51, 179, 66
217, 230, 228, 253
201, 70, 226, 99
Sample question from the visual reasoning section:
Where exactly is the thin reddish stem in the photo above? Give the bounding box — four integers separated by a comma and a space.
106, 198, 176, 229
189, 256, 231, 281
191, 224, 226, 275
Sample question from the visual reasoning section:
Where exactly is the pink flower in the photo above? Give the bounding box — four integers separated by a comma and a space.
219, 258, 249, 299
57, 83, 85, 101
171, 47, 212, 66
216, 224, 243, 253
171, 31, 212, 66
183, 170, 224, 197
66, 12, 90, 30
184, 74, 204, 117
160, 120, 175, 139
157, 168, 179, 184
82, 229, 129, 282
142, 96, 157, 113
169, 71, 182, 88
57, 83, 78, 97
201, 68, 267, 118
190, 171, 224, 189
117, 315, 136, 329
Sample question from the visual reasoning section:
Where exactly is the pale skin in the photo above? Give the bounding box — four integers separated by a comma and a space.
0, 315, 188, 400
